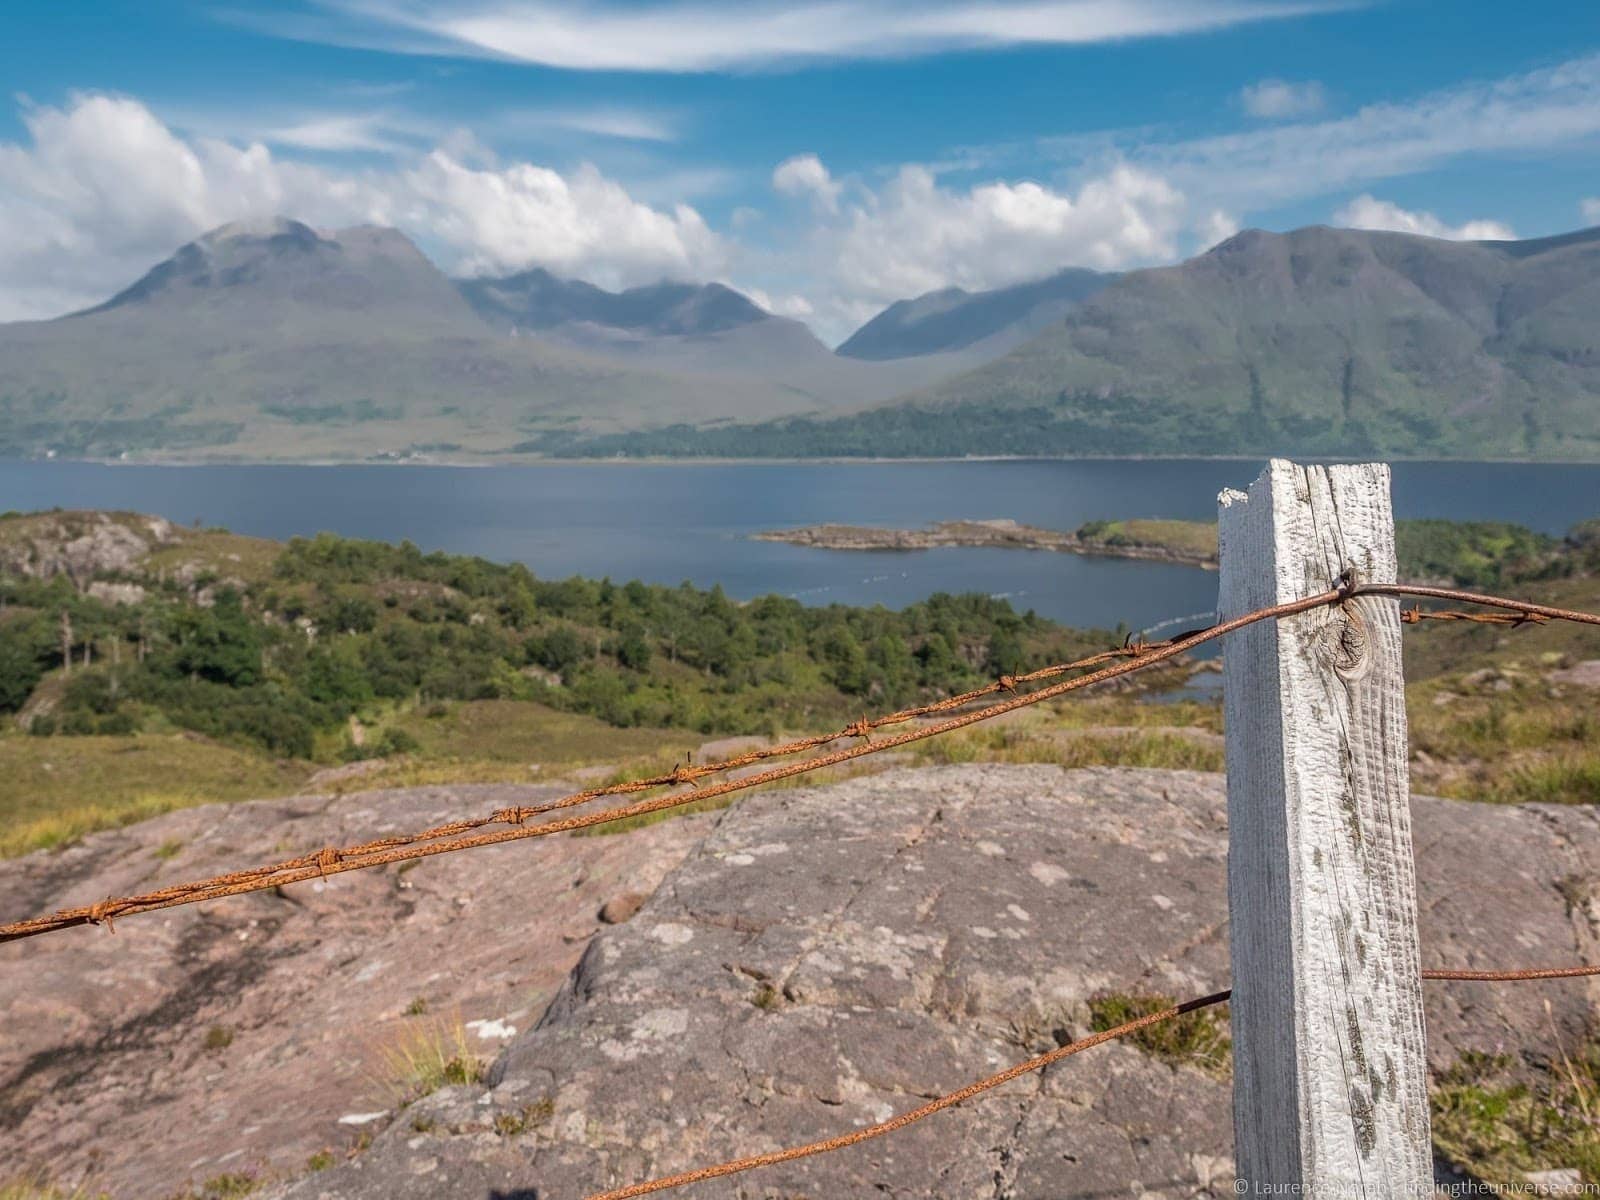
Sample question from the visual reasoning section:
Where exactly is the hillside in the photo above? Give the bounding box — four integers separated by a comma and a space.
538, 224, 1600, 461
836, 265, 1115, 361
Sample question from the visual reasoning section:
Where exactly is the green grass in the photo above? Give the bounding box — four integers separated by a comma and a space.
0, 732, 310, 858
1076, 518, 1218, 561
384, 699, 681, 766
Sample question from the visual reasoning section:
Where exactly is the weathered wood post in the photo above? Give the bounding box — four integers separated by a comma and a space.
1218, 459, 1431, 1190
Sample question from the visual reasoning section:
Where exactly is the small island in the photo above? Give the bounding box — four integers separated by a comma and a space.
753, 517, 1219, 568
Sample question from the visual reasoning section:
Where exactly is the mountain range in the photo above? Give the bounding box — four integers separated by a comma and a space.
2, 216, 1599, 461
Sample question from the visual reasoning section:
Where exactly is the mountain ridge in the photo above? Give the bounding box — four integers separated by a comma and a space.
534, 222, 1600, 462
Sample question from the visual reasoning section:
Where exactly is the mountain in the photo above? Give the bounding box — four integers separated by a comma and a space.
836, 266, 1116, 361
458, 269, 769, 337
0, 220, 910, 461
456, 267, 965, 406
536, 223, 1600, 461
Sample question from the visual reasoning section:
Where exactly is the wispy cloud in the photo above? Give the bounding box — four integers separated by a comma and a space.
1238, 78, 1326, 119
236, 0, 1350, 73
490, 107, 683, 143
1148, 53, 1600, 206
264, 112, 416, 152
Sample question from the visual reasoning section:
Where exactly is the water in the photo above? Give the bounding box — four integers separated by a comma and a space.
2, 459, 1596, 636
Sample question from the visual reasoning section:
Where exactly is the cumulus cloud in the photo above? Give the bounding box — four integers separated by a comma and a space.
256, 0, 1347, 73
1239, 78, 1326, 119
1195, 208, 1241, 249
774, 157, 1189, 336
0, 93, 725, 320
1583, 197, 1600, 223
772, 153, 840, 213
1333, 194, 1514, 241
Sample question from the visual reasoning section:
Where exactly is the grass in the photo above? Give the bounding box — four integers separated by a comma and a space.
910, 717, 1225, 773
371, 1014, 485, 1105
1087, 992, 1232, 1079
1432, 1041, 1600, 1183
161, 1173, 266, 1200
0, 1179, 109, 1200
1408, 675, 1600, 806
492, 1098, 554, 1136
0, 732, 309, 858
384, 699, 680, 766
1077, 518, 1218, 561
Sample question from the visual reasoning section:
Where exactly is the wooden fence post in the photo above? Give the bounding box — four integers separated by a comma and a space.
1218, 459, 1431, 1190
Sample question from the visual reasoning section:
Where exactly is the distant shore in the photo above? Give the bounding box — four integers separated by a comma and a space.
753, 518, 1220, 568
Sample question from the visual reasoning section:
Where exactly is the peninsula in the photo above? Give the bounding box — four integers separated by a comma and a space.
753, 517, 1220, 568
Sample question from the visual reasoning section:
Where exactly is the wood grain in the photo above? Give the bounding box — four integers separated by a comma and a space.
1219, 459, 1431, 1190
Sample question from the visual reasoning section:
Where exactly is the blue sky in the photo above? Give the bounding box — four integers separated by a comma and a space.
2, 1, 1598, 340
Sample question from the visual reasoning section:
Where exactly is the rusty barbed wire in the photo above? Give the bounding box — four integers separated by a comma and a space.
1359, 583, 1600, 628
6, 582, 1600, 945
583, 963, 1600, 1200
1402, 607, 1550, 627
584, 988, 1235, 1200
0, 586, 1348, 944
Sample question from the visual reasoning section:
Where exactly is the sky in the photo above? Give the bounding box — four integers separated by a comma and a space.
1, 0, 1598, 342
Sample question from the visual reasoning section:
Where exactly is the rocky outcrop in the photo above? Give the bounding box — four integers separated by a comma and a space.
0, 782, 713, 1199
262, 766, 1600, 1200
0, 511, 175, 586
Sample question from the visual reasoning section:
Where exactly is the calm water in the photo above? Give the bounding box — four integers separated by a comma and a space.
3, 459, 1597, 635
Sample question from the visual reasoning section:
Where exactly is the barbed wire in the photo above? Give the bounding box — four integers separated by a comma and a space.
0, 583, 1350, 943
6, 581, 1600, 944
583, 963, 1600, 1200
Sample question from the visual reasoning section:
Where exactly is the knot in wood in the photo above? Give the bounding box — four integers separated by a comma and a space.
1318, 601, 1372, 682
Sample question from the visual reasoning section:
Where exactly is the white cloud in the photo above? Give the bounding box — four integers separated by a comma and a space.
264, 113, 411, 153
252, 0, 1348, 73
1239, 78, 1326, 119
772, 153, 840, 214
1196, 208, 1241, 249
1582, 197, 1600, 224
0, 93, 726, 320
780, 157, 1188, 336
1334, 194, 1514, 241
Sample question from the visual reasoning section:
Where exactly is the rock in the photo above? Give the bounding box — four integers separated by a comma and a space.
1551, 660, 1600, 688
1526, 1169, 1584, 1193
597, 892, 648, 925
0, 782, 712, 1199
263, 765, 1600, 1200
86, 580, 147, 606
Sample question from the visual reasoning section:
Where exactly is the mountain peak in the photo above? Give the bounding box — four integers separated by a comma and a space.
71, 216, 476, 329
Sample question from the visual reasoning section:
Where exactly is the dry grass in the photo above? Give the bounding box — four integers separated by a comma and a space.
1409, 674, 1600, 805
0, 1179, 108, 1200
0, 733, 310, 858
370, 1013, 485, 1106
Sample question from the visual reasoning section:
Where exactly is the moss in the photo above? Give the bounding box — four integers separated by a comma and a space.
493, 1098, 554, 1136
1087, 992, 1231, 1079
202, 1025, 233, 1052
